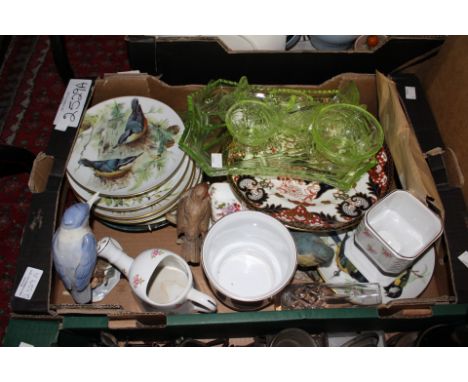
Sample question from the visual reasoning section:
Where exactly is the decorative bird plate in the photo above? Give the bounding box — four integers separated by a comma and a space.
70, 160, 202, 223
318, 231, 435, 303
67, 96, 185, 198
230, 148, 392, 232
93, 164, 201, 223
67, 155, 192, 212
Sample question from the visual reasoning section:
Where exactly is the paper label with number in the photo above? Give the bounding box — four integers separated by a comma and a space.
14, 267, 43, 300
54, 79, 92, 131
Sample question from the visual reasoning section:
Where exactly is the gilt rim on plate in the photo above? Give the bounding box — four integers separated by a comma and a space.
72, 161, 194, 220
90, 165, 199, 221
92, 168, 202, 224
68, 155, 193, 213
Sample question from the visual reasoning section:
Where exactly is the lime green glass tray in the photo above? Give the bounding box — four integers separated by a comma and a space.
180, 77, 383, 190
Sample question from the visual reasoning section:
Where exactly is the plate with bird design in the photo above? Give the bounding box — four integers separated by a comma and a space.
67, 96, 186, 198
317, 231, 435, 303
90, 162, 200, 222
229, 147, 393, 232
67, 154, 192, 212
71, 160, 201, 223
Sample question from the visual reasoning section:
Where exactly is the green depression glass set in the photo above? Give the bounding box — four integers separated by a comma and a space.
180, 77, 384, 190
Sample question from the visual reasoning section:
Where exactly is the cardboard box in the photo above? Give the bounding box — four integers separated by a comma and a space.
126, 35, 445, 85
8, 37, 468, 343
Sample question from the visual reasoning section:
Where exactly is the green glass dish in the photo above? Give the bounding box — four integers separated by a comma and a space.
310, 104, 384, 167
180, 77, 383, 190
225, 99, 277, 147
180, 77, 337, 178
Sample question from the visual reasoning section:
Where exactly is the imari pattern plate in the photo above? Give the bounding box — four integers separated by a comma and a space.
231, 148, 392, 232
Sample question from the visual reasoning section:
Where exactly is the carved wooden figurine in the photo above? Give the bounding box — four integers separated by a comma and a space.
173, 183, 211, 264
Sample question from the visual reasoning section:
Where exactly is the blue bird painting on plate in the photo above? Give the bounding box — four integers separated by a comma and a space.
66, 96, 185, 198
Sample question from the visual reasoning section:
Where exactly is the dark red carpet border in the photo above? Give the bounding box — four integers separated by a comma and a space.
0, 36, 130, 342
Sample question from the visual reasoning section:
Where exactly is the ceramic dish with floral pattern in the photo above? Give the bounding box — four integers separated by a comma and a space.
67, 96, 185, 198
230, 147, 392, 232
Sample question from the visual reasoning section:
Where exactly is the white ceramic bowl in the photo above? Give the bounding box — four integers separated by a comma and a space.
309, 35, 359, 51
202, 211, 297, 310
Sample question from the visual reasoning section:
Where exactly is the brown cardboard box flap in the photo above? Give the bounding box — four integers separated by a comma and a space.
376, 71, 444, 220
94, 72, 379, 115
93, 73, 201, 114
408, 36, 468, 204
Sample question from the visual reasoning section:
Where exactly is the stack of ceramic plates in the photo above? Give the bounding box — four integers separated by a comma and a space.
66, 96, 202, 231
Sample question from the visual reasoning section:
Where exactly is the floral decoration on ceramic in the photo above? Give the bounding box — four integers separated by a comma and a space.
67, 96, 185, 198
132, 274, 145, 289
230, 147, 393, 231
151, 249, 163, 258
208, 182, 247, 222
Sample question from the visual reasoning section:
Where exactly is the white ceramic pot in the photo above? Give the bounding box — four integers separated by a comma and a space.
202, 211, 297, 310
97, 237, 217, 314
354, 190, 443, 275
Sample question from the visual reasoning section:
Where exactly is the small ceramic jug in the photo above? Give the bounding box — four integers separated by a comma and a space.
97, 237, 217, 314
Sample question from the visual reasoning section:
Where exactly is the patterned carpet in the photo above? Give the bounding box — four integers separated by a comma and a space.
0, 36, 130, 341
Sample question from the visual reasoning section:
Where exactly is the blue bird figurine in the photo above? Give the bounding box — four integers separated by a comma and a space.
114, 98, 148, 147
291, 231, 334, 268
52, 193, 100, 304
79, 153, 142, 179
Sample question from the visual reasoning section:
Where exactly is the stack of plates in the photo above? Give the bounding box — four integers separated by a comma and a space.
66, 96, 202, 231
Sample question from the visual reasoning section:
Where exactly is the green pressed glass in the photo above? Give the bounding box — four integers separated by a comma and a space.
180, 76, 384, 190
225, 100, 276, 147
310, 104, 384, 167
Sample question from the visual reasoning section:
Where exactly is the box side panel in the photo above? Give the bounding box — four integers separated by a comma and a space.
413, 36, 468, 205
125, 36, 444, 85
109, 304, 468, 341
11, 83, 93, 314
11, 127, 79, 314
3, 318, 60, 346
392, 73, 468, 303
376, 72, 444, 216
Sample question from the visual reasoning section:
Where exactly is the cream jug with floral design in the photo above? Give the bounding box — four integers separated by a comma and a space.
97, 237, 217, 314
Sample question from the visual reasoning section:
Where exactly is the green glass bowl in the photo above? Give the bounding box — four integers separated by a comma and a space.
225, 99, 276, 147
310, 104, 384, 166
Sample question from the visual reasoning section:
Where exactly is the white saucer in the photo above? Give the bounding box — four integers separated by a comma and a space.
318, 232, 436, 303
